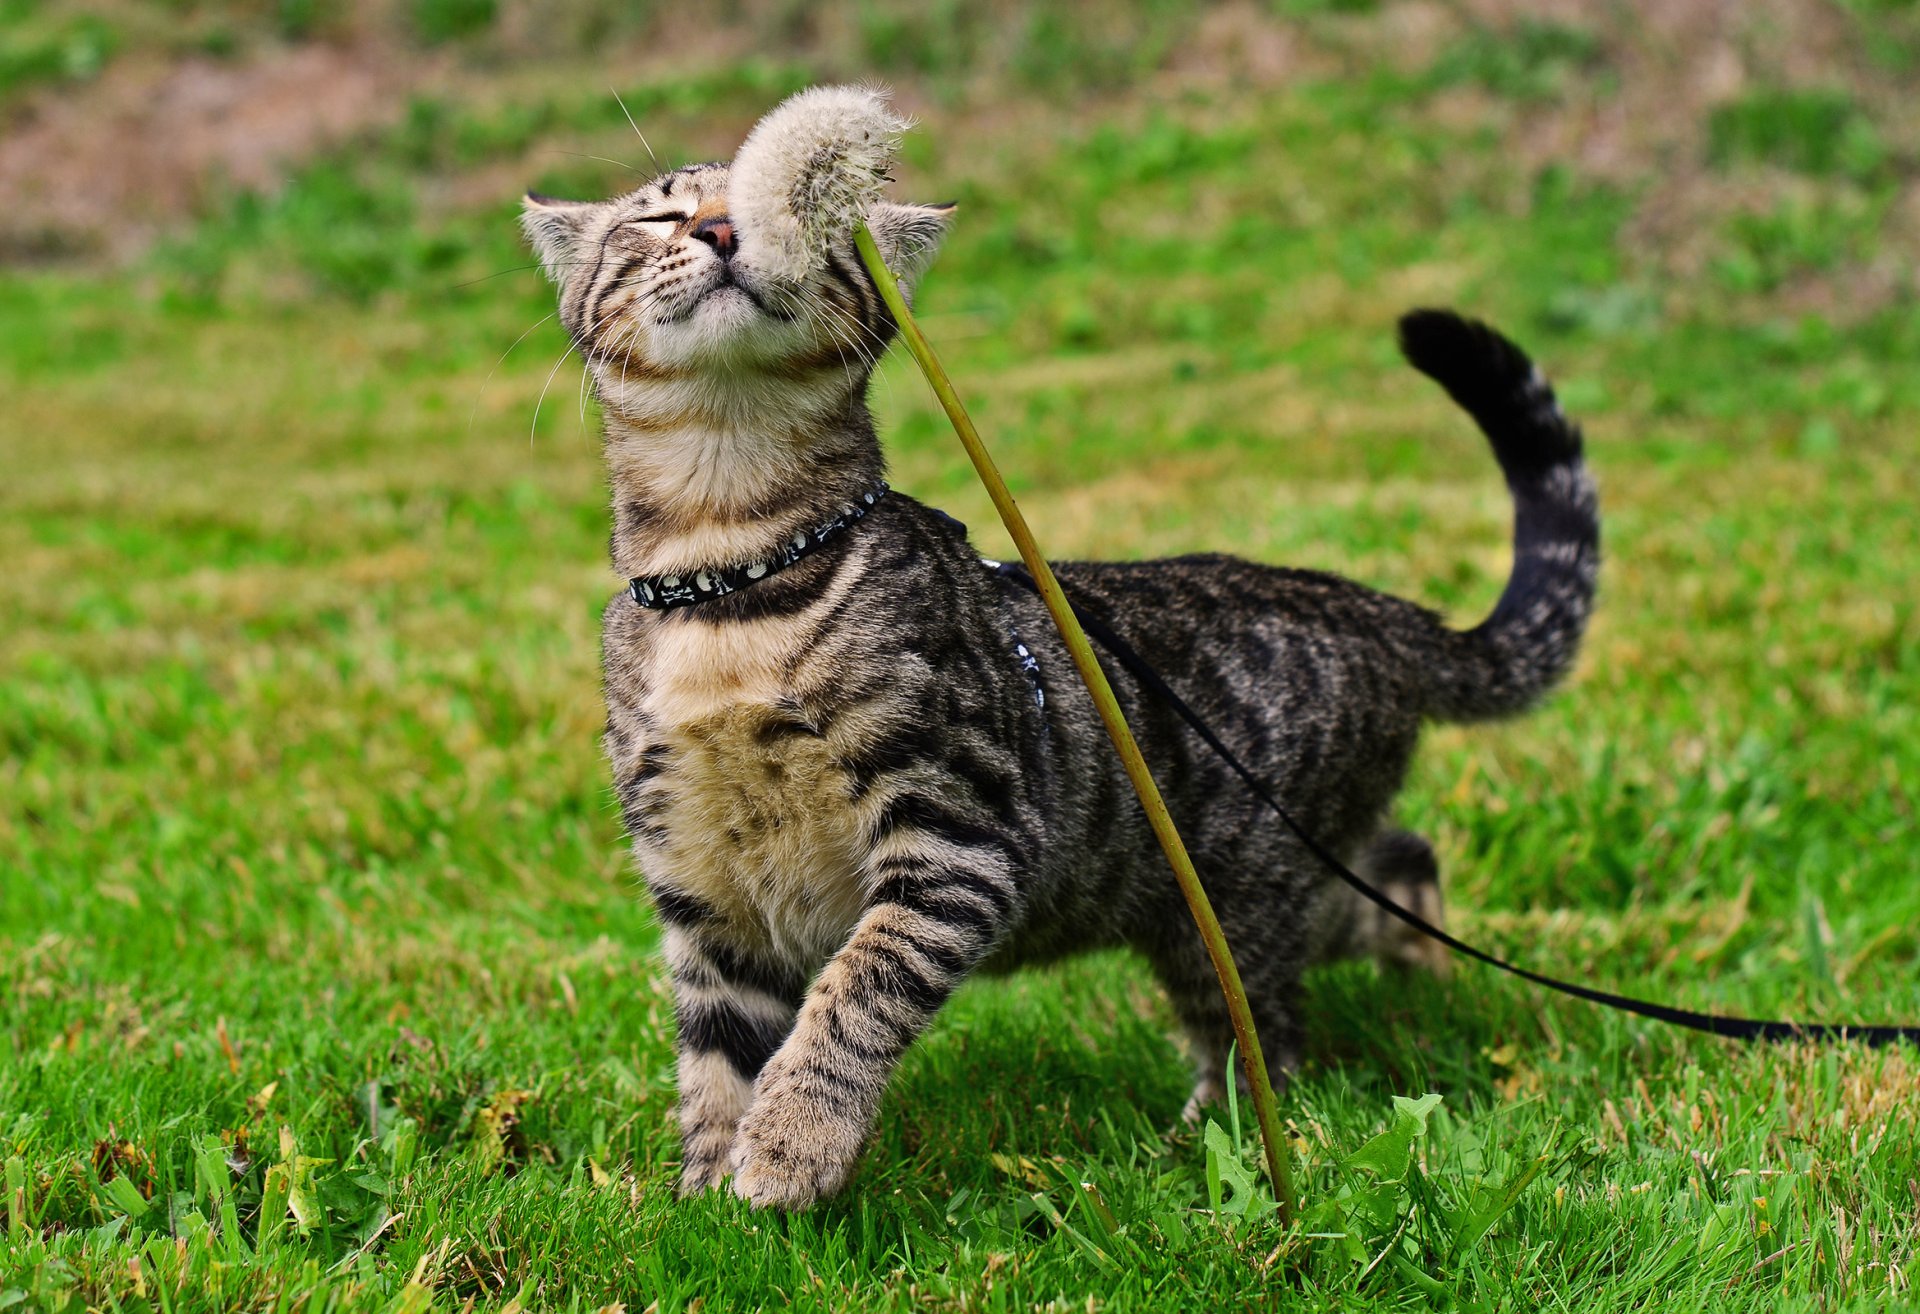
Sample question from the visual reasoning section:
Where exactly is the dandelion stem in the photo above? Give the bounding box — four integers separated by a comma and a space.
852, 222, 1297, 1222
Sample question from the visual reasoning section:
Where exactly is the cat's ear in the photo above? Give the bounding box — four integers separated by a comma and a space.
866, 201, 955, 293
521, 192, 602, 283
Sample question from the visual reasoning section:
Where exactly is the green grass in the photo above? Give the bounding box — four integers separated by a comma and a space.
0, 1, 115, 99
5, 11, 1920, 1311
1707, 88, 1889, 183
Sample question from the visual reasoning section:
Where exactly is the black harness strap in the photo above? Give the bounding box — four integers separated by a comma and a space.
992, 561, 1920, 1048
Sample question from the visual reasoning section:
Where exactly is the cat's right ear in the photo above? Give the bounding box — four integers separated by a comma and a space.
521, 193, 600, 283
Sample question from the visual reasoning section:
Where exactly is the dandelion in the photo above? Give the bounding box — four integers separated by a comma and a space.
730, 84, 910, 282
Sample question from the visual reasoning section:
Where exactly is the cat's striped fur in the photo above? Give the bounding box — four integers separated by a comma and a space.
522, 162, 1599, 1210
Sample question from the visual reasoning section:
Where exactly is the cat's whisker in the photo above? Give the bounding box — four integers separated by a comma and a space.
803, 285, 884, 371
556, 149, 644, 174
451, 262, 556, 289
531, 293, 630, 446
804, 294, 876, 380
454, 256, 618, 291
469, 309, 557, 438
805, 279, 897, 387
577, 343, 595, 429
803, 308, 873, 394
611, 87, 662, 172
529, 339, 579, 448
815, 310, 864, 393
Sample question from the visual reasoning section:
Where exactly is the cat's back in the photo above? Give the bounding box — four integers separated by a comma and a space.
1052, 552, 1440, 699
1037, 551, 1438, 836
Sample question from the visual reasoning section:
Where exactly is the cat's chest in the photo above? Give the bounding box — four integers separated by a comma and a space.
615, 619, 871, 959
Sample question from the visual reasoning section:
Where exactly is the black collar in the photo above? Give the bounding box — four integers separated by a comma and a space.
627, 482, 890, 611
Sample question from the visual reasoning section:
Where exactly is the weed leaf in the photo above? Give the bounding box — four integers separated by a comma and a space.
1203, 1119, 1275, 1221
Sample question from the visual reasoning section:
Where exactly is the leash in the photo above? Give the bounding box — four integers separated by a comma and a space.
992, 561, 1920, 1048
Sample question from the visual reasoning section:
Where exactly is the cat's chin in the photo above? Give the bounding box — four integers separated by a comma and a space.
673, 285, 756, 343
643, 297, 811, 373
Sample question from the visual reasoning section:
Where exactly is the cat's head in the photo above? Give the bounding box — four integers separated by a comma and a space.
521, 160, 951, 381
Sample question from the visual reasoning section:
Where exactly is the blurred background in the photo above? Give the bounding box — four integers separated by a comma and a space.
2, 0, 1917, 1305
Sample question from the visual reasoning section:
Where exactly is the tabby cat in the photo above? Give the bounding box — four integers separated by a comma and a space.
521, 159, 1599, 1210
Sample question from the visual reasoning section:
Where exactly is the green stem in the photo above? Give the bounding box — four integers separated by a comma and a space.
852, 224, 1297, 1221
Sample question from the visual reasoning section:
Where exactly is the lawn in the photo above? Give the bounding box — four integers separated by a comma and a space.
3, 3, 1919, 1309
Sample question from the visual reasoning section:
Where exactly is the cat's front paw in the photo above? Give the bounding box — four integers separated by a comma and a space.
676, 1152, 732, 1197
728, 1079, 866, 1210
675, 1100, 745, 1197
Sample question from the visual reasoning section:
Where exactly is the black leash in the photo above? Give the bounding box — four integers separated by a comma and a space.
993, 561, 1920, 1048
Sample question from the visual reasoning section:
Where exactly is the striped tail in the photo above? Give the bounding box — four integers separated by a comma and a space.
1398, 309, 1601, 722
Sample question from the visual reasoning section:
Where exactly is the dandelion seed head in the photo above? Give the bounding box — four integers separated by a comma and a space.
730, 84, 909, 282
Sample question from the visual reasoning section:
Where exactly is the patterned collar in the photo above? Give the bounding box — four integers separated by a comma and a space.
627, 482, 890, 611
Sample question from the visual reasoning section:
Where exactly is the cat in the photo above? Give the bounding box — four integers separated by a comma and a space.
520, 158, 1598, 1210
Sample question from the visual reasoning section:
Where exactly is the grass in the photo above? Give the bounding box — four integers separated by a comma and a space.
4, 7, 1920, 1310
0, 3, 115, 107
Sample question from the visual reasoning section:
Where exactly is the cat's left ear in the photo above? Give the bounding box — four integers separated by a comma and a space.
866, 201, 955, 292
521, 191, 604, 283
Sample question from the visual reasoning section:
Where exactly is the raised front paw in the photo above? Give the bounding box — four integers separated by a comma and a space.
728, 1076, 868, 1210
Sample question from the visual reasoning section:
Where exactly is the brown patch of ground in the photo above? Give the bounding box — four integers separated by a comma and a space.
0, 40, 434, 263
1160, 2, 1328, 89
1146, 0, 1918, 314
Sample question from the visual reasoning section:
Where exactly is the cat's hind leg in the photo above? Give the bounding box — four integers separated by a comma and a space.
1332, 828, 1451, 977
1151, 929, 1305, 1124
1160, 830, 1449, 1122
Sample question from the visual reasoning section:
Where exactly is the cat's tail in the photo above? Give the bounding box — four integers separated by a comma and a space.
1397, 309, 1601, 722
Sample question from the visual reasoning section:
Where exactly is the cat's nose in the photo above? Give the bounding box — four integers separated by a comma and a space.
692, 216, 736, 261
